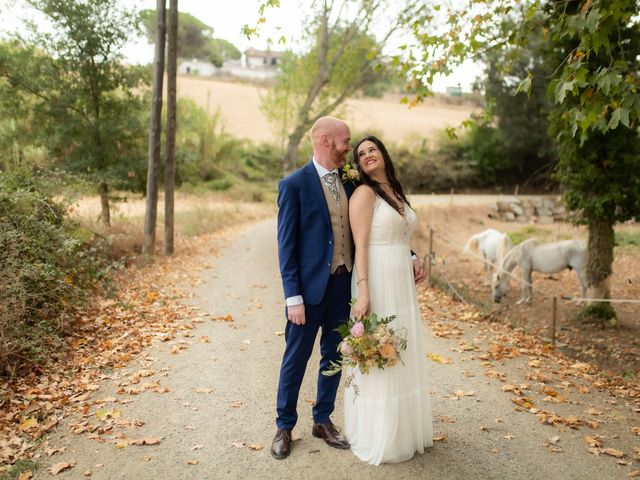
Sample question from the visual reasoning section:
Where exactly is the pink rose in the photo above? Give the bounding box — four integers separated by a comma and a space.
350, 321, 365, 338
339, 341, 353, 356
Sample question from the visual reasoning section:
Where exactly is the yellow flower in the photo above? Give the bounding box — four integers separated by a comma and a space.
380, 343, 397, 359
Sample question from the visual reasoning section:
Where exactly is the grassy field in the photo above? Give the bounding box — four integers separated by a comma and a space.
176, 76, 477, 144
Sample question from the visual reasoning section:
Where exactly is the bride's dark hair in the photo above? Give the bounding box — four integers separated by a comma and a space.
352, 135, 410, 214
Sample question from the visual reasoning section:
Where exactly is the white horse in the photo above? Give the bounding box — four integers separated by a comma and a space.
492, 238, 587, 304
463, 228, 514, 280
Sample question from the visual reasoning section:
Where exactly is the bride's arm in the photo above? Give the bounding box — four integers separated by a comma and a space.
349, 186, 375, 319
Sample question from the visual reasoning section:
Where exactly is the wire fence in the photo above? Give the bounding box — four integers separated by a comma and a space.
423, 227, 640, 346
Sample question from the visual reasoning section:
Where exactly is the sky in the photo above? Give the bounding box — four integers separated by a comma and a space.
0, 0, 482, 93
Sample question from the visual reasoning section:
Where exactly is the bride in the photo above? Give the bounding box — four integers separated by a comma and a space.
345, 135, 433, 465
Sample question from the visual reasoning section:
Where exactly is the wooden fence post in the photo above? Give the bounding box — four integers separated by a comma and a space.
427, 228, 433, 287
551, 296, 557, 347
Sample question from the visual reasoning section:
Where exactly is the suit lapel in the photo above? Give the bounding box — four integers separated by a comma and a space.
304, 160, 331, 228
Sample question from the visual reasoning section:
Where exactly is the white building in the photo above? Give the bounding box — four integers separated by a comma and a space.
243, 48, 285, 69
177, 59, 217, 76
176, 48, 285, 81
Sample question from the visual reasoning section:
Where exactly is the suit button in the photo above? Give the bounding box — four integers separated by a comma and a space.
327, 263, 330, 267
329, 240, 332, 245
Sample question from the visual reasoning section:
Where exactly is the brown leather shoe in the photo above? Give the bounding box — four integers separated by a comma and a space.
271, 428, 292, 459
312, 422, 349, 449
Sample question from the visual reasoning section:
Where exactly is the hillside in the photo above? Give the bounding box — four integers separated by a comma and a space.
176, 76, 477, 144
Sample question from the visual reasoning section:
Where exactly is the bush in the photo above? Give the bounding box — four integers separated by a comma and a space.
0, 168, 105, 373
176, 99, 284, 188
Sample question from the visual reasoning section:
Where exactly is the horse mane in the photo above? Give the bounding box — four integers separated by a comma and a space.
500, 238, 540, 273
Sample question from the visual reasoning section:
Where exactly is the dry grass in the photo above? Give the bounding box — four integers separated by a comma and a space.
72, 193, 276, 260
176, 76, 477, 144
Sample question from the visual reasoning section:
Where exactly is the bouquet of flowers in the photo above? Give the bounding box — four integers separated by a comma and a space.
322, 311, 407, 379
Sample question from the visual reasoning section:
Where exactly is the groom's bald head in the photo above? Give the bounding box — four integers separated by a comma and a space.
310, 116, 351, 170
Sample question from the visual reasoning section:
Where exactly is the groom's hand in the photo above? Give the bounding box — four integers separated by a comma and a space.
413, 256, 427, 284
287, 304, 306, 325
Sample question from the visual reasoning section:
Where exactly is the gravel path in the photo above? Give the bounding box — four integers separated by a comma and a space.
36, 218, 638, 480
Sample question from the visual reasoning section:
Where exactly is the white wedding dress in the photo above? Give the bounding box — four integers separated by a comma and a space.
344, 196, 433, 465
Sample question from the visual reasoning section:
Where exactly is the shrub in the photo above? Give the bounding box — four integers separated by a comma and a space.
0, 168, 105, 373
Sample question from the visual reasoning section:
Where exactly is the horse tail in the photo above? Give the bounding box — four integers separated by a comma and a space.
463, 235, 481, 257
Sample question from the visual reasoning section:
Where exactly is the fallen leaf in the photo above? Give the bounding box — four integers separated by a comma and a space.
485, 370, 506, 380
602, 448, 625, 459
229, 401, 243, 408
427, 352, 451, 364
248, 443, 264, 451
199, 336, 210, 343
44, 447, 66, 457
504, 434, 515, 440
628, 470, 640, 478
438, 416, 456, 423
232, 441, 245, 448
480, 426, 489, 432
84, 471, 92, 477
528, 359, 541, 368
187, 459, 199, 465
275, 331, 285, 336
585, 407, 603, 416
512, 397, 535, 409
50, 461, 76, 475
18, 472, 33, 480
191, 445, 204, 451
501, 384, 521, 395
454, 390, 475, 397
540, 386, 559, 397
631, 427, 640, 435
141, 456, 152, 462
96, 408, 121, 421
193, 387, 213, 394
433, 435, 447, 441
549, 436, 560, 445
19, 417, 38, 431
129, 437, 162, 446
584, 435, 603, 448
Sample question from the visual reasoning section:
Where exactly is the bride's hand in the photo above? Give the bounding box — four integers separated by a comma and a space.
352, 296, 370, 319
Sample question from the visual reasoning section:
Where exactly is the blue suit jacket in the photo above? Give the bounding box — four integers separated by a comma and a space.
277, 160, 355, 306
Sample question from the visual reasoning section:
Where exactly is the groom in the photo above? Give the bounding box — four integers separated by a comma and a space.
272, 116, 354, 459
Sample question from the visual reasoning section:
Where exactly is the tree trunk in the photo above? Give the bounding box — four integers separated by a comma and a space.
164, 0, 178, 255
98, 180, 110, 229
143, 0, 167, 256
282, 125, 307, 174
586, 217, 614, 301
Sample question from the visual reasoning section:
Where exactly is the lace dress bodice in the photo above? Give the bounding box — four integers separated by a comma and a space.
368, 196, 416, 247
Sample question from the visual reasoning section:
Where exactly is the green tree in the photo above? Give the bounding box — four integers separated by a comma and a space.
482, 15, 556, 186
262, 0, 410, 173
0, 0, 149, 227
545, 0, 640, 316
403, 0, 640, 318
141, 10, 240, 66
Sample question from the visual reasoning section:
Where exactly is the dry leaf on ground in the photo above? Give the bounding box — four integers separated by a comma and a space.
50, 461, 76, 475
